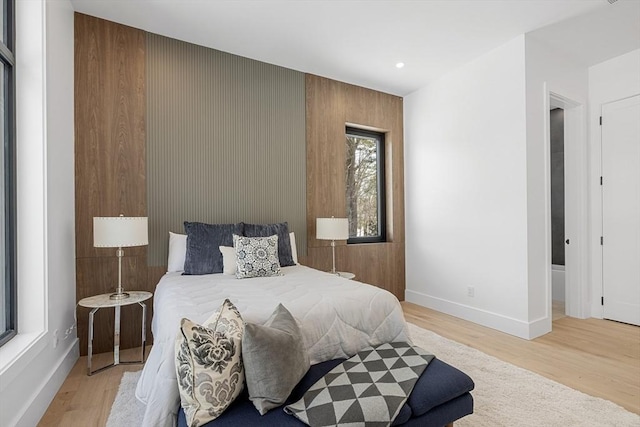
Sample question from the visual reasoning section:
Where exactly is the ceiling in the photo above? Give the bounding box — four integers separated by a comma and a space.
70, 0, 640, 96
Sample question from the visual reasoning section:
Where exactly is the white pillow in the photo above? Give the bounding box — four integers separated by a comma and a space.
219, 246, 237, 275
289, 232, 298, 264
167, 232, 187, 272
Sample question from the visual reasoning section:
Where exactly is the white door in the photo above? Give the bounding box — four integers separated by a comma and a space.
602, 95, 640, 326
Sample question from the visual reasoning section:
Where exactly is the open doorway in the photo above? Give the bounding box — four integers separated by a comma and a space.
549, 107, 566, 321
546, 90, 588, 328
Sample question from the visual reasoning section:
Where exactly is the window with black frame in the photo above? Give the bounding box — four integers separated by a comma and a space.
345, 127, 386, 244
1, 0, 16, 347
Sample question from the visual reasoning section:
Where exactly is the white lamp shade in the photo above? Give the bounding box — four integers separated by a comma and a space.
316, 217, 349, 240
93, 217, 149, 248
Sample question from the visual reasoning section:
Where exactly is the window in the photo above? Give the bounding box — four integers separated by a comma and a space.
345, 127, 386, 243
1, 0, 15, 347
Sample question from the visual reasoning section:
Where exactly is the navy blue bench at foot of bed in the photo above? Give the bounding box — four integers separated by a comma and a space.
177, 357, 475, 427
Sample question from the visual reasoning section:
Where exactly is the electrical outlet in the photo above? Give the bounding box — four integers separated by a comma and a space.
53, 329, 59, 348
64, 323, 76, 340
467, 286, 475, 297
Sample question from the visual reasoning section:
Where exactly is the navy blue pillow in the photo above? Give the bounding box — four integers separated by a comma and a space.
243, 222, 295, 267
183, 222, 244, 275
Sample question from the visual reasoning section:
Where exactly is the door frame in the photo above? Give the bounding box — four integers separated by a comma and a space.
544, 87, 590, 320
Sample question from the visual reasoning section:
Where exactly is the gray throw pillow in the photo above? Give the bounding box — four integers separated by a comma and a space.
183, 222, 244, 275
242, 304, 310, 415
243, 222, 295, 267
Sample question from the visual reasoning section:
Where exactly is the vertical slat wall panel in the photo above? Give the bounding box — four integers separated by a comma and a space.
146, 34, 306, 265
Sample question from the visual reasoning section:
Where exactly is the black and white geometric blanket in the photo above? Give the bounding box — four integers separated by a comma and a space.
284, 342, 434, 427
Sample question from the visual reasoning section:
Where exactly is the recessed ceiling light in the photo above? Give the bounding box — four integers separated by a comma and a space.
396, 62, 405, 69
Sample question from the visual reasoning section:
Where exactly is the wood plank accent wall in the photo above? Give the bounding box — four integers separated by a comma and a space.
74, 15, 404, 355
303, 75, 405, 300
145, 33, 306, 266
75, 14, 151, 355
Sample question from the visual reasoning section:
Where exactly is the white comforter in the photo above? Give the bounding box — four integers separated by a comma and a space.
135, 265, 410, 427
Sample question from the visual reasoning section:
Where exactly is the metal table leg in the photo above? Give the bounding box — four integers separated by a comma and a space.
114, 305, 121, 366
87, 299, 147, 375
139, 301, 147, 363
88, 307, 99, 376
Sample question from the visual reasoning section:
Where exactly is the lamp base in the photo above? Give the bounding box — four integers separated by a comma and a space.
110, 291, 130, 300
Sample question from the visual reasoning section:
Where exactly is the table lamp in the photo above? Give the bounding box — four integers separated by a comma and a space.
93, 215, 148, 300
316, 217, 349, 275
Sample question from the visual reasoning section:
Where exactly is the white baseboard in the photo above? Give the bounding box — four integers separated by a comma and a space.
15, 338, 79, 427
405, 290, 550, 340
528, 315, 552, 339
552, 264, 566, 302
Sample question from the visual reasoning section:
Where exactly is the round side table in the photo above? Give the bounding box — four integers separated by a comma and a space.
78, 291, 152, 376
337, 271, 355, 280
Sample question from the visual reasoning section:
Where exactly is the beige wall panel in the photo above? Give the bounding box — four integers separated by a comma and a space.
146, 34, 306, 265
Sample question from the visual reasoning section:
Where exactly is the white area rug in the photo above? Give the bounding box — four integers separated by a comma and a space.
407, 324, 639, 427
107, 323, 640, 426
106, 371, 145, 427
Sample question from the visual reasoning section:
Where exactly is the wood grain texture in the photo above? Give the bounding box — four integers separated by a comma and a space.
75, 13, 148, 355
38, 347, 147, 427
306, 243, 405, 300
305, 74, 405, 300
74, 13, 146, 259
403, 302, 640, 415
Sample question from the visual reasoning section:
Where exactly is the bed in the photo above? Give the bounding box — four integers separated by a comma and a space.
135, 264, 411, 427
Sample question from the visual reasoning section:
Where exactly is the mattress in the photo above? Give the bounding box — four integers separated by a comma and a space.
135, 265, 411, 427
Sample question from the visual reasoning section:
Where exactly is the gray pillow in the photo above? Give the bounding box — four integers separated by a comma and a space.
243, 222, 295, 267
183, 222, 244, 275
242, 304, 310, 415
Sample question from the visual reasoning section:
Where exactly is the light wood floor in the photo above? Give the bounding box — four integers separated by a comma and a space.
39, 303, 640, 426
403, 302, 640, 415
39, 349, 145, 426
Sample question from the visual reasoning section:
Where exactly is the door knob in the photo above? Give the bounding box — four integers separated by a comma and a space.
565, 239, 570, 245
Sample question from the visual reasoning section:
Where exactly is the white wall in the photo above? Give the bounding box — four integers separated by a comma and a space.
523, 35, 589, 335
0, 1, 77, 426
404, 35, 532, 338
405, 32, 594, 339
588, 49, 640, 318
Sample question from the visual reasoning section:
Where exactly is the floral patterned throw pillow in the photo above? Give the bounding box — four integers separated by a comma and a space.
233, 234, 282, 279
175, 299, 245, 427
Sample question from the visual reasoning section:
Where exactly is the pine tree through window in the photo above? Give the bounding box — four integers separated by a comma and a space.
345, 127, 386, 244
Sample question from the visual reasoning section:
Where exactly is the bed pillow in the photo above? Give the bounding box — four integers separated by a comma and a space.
242, 304, 310, 415
223, 234, 296, 273
219, 246, 237, 275
175, 299, 245, 427
233, 234, 281, 279
290, 232, 298, 265
183, 222, 244, 275
167, 232, 187, 272
243, 222, 295, 267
